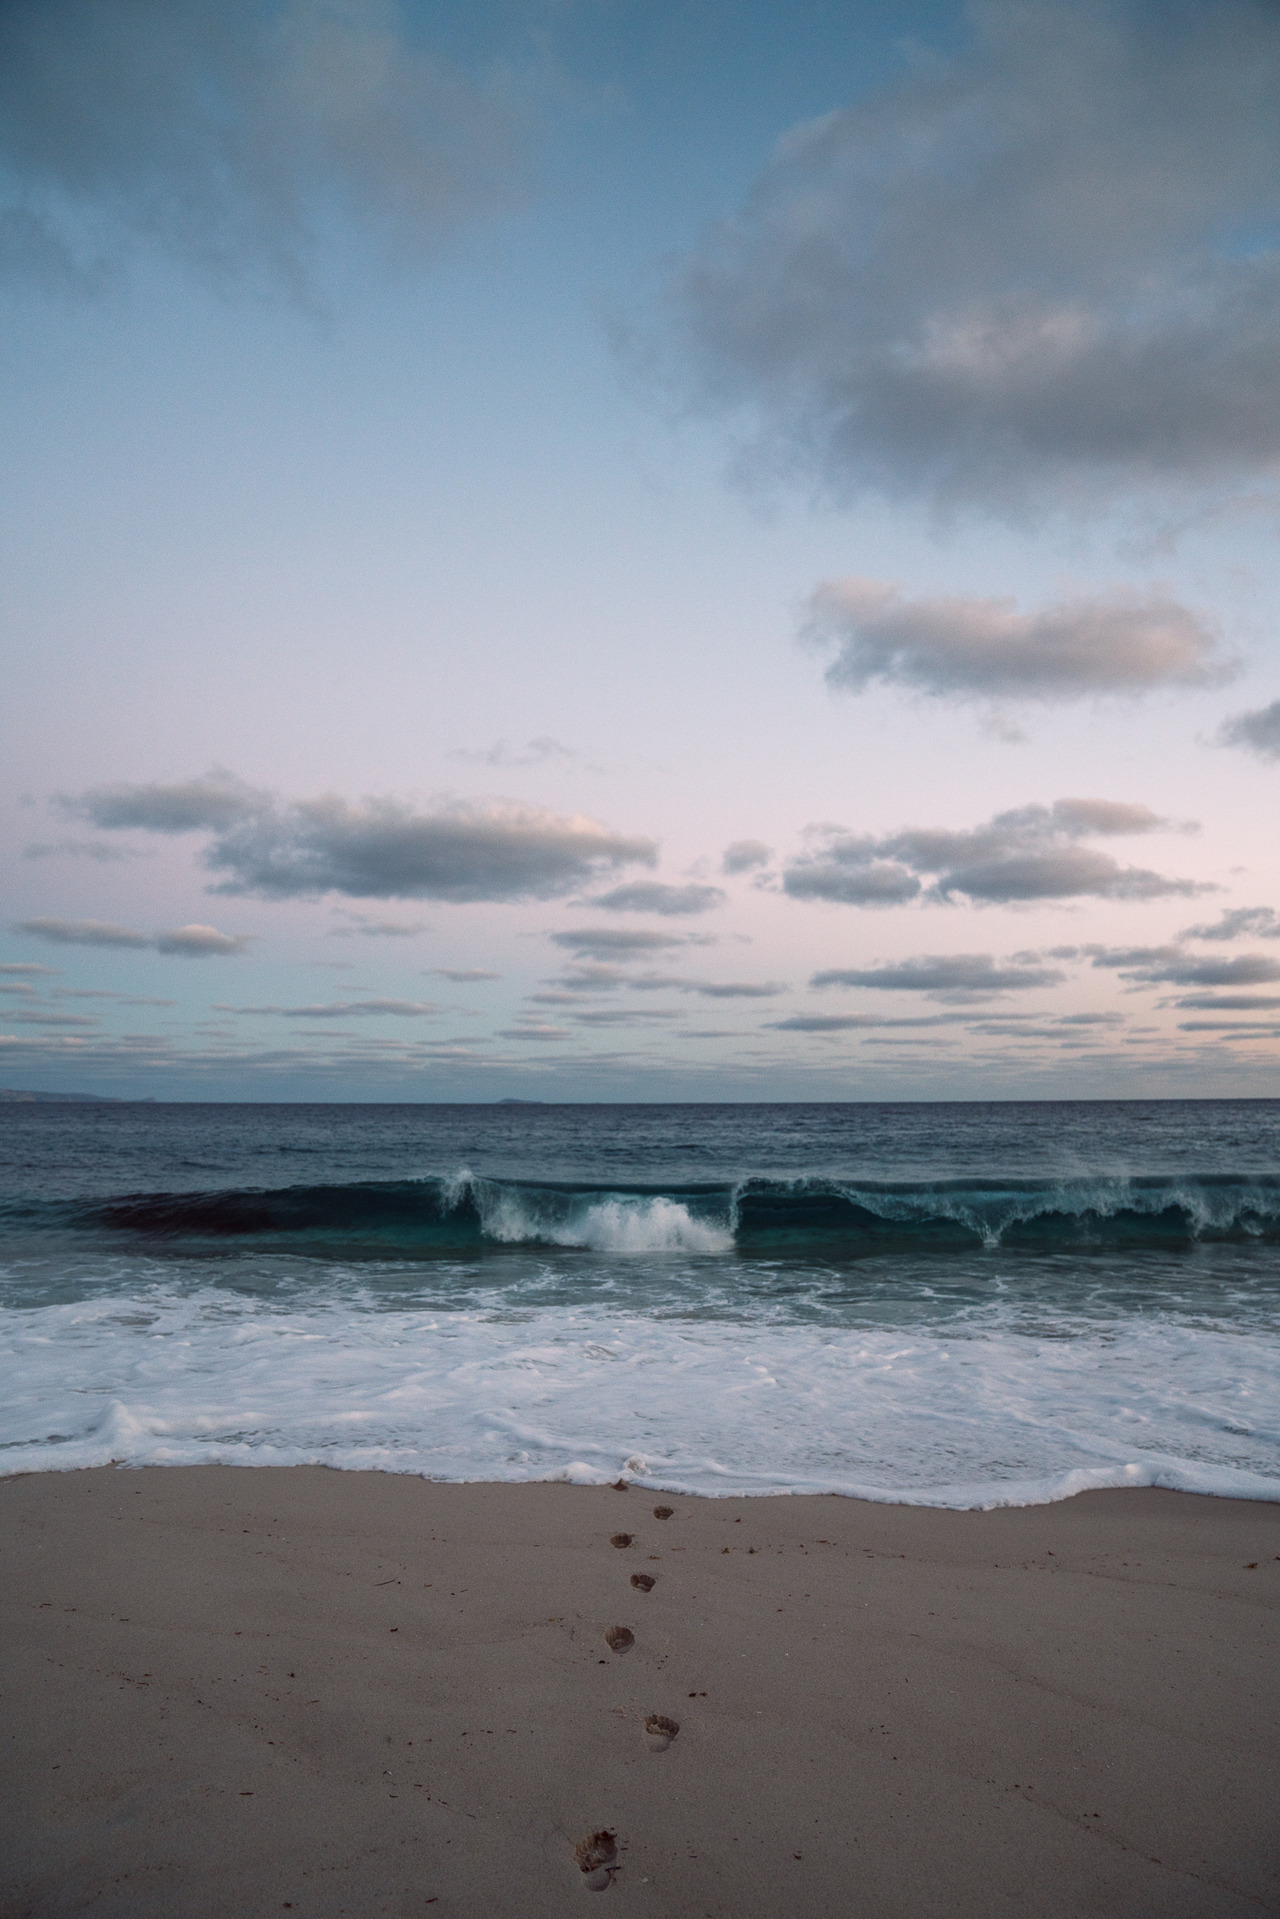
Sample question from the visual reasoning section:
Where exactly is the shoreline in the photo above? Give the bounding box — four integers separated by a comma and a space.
3, 1468, 1277, 1916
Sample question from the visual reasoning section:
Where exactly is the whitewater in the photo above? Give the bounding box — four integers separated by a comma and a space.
2, 1099, 1278, 1507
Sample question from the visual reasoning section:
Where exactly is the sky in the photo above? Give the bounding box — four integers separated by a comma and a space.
4, 0, 1280, 1102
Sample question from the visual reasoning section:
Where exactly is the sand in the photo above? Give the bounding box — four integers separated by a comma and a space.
1, 1469, 1277, 1918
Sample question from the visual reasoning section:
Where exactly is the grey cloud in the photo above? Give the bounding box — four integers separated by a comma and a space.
570, 1009, 682, 1027
432, 968, 502, 982
218, 999, 441, 1019
783, 798, 1200, 907
587, 882, 725, 916
65, 770, 268, 833
1151, 955, 1280, 987
68, 775, 657, 902
1181, 906, 1280, 941
15, 1010, 100, 1027
767, 1013, 958, 1033
17, 916, 248, 955
811, 953, 1064, 998
783, 860, 922, 907
24, 838, 145, 862
18, 918, 150, 948
206, 799, 657, 902
670, 1, 1280, 511
542, 964, 631, 996
153, 923, 251, 956
1219, 701, 1280, 759
453, 737, 582, 769
345, 920, 429, 938
722, 839, 772, 875
549, 928, 687, 959
1085, 944, 1184, 969
688, 980, 786, 999
1172, 994, 1280, 1011
1177, 1021, 1280, 1034
0, 963, 56, 975
0, 0, 531, 293
54, 989, 176, 1004
805, 578, 1227, 703
1089, 948, 1280, 986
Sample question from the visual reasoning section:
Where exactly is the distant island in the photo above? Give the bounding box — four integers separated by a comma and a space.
0, 1088, 126, 1103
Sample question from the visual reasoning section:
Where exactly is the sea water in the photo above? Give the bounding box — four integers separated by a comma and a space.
2, 1099, 1278, 1508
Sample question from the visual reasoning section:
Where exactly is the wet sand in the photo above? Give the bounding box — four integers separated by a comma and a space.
1, 1467, 1277, 1917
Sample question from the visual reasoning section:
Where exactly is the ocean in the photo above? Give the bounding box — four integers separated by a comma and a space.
2, 1099, 1278, 1508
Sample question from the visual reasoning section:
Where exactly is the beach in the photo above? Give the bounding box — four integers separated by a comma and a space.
2, 1469, 1277, 1918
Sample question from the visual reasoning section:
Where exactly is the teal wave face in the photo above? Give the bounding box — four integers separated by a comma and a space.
6, 1169, 1280, 1260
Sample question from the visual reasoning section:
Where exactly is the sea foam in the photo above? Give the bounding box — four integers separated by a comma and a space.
2, 1281, 1276, 1507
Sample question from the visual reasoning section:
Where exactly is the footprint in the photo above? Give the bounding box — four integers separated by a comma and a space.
629, 1573, 655, 1592
574, 1830, 618, 1891
610, 1533, 633, 1549
642, 1714, 679, 1752
604, 1626, 634, 1654
652, 1506, 673, 1520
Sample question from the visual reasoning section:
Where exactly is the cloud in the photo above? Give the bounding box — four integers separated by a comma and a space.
432, 968, 502, 982
669, 0, 1280, 511
782, 798, 1202, 907
23, 838, 146, 861
0, 963, 56, 975
570, 1008, 682, 1027
586, 882, 725, 916
65, 769, 269, 832
218, 999, 440, 1018
549, 928, 688, 959
17, 916, 248, 954
0, 0, 531, 294
152, 923, 250, 956
452, 737, 583, 768
1085, 944, 1280, 988
1136, 954, 1280, 988
811, 953, 1065, 998
1082, 944, 1182, 969
687, 980, 785, 1000
803, 578, 1227, 703
497, 1022, 569, 1042
767, 1013, 958, 1033
329, 917, 429, 937
784, 861, 923, 907
722, 839, 772, 875
65, 775, 658, 902
17, 918, 150, 948
1172, 994, 1280, 1011
15, 1010, 100, 1028
1181, 906, 1280, 941
1219, 700, 1280, 759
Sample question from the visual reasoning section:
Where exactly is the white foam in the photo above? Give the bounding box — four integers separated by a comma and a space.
477, 1188, 733, 1254
2, 1286, 1277, 1507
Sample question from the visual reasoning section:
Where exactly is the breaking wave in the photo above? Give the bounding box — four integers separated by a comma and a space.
7, 1168, 1280, 1261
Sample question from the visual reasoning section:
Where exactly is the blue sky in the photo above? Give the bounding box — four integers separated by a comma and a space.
4, 0, 1280, 1100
